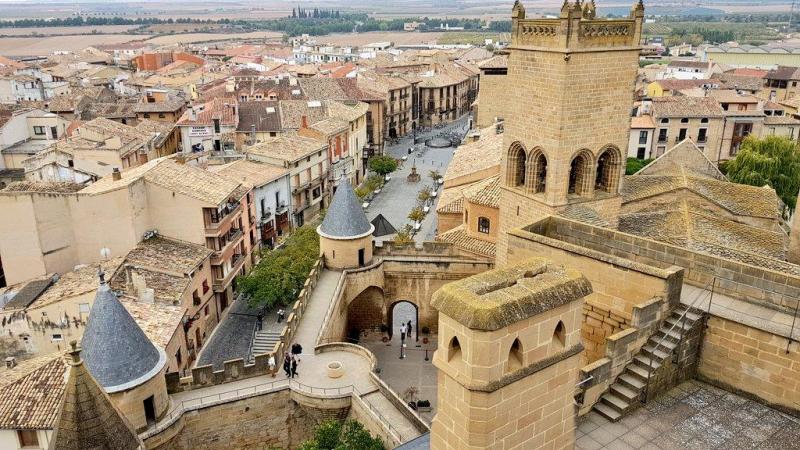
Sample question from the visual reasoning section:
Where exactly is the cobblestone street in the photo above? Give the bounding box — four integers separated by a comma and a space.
366, 116, 471, 243
577, 380, 800, 449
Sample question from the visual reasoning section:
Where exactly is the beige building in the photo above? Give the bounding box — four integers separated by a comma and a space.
0, 108, 68, 170
648, 96, 725, 161
474, 55, 508, 129
245, 135, 329, 227
357, 71, 414, 140
0, 158, 257, 316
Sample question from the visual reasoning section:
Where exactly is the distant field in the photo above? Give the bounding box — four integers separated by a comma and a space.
643, 21, 782, 43
142, 23, 226, 34
318, 31, 446, 47
144, 31, 282, 45
0, 34, 152, 56
0, 25, 141, 36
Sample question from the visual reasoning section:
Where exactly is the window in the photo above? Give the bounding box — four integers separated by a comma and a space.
568, 151, 593, 196
637, 147, 647, 159
697, 128, 707, 143
51, 333, 63, 342
17, 430, 39, 447
638, 130, 648, 145
595, 148, 621, 193
791, 128, 796, 139
79, 303, 90, 314
678, 128, 687, 141
506, 144, 526, 188
700, 118, 709, 124
660, 118, 669, 124
33, 126, 45, 135
447, 336, 462, 362
680, 118, 689, 123
553, 321, 566, 347
312, 187, 321, 199
204, 304, 210, 316
176, 349, 182, 365
477, 217, 490, 234
657, 128, 668, 143
143, 113, 150, 118
506, 338, 523, 373
159, 113, 166, 119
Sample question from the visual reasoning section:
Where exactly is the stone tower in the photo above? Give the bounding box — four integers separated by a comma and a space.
430, 258, 592, 450
317, 178, 374, 270
496, 0, 644, 265
81, 271, 169, 431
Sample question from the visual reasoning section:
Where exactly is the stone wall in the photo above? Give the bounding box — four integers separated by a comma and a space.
698, 316, 800, 416
475, 71, 508, 129
148, 389, 319, 450
582, 302, 631, 363
523, 216, 800, 315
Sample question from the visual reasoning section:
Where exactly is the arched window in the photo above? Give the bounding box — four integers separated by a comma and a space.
448, 336, 462, 362
595, 147, 622, 193
526, 149, 547, 194
506, 144, 526, 188
506, 338, 523, 373
568, 151, 593, 196
553, 321, 566, 348
477, 217, 490, 234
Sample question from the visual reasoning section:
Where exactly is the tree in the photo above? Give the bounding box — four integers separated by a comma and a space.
428, 169, 441, 184
625, 157, 653, 175
298, 420, 383, 450
369, 155, 398, 176
238, 225, 320, 308
408, 206, 425, 223
393, 225, 414, 244
417, 187, 432, 204
726, 135, 800, 215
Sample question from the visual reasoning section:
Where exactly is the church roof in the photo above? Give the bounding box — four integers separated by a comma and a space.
48, 344, 143, 450
463, 175, 501, 208
318, 179, 372, 238
432, 258, 592, 331
81, 276, 166, 393
634, 139, 725, 180
436, 224, 496, 258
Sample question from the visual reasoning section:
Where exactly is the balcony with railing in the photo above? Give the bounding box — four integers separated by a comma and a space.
210, 228, 244, 265
203, 201, 242, 235
212, 252, 246, 292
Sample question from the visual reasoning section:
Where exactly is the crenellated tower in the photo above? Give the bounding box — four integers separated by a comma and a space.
496, 0, 644, 265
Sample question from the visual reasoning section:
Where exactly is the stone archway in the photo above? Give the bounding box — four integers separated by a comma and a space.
387, 300, 419, 342
346, 286, 385, 342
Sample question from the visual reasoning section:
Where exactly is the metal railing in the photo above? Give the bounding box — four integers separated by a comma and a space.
641, 278, 715, 403
351, 386, 404, 444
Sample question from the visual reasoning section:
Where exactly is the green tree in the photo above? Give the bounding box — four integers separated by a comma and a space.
393, 225, 414, 244
369, 155, 398, 176
298, 420, 383, 450
238, 225, 320, 308
408, 206, 425, 223
726, 135, 800, 214
625, 157, 653, 175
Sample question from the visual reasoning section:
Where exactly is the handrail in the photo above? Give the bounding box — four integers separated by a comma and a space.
641, 278, 715, 403
352, 386, 404, 444
787, 295, 799, 354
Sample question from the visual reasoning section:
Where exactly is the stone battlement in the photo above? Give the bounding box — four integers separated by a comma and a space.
511, 0, 644, 51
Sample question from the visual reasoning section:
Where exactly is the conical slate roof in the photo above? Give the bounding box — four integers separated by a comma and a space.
48, 343, 143, 450
81, 274, 166, 393
318, 178, 373, 238
371, 214, 397, 237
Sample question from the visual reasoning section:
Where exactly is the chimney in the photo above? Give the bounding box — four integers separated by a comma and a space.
112, 167, 121, 181
5, 357, 16, 369
301, 115, 308, 129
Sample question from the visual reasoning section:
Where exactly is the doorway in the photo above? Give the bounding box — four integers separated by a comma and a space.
358, 248, 365, 267
388, 301, 419, 341
143, 395, 156, 425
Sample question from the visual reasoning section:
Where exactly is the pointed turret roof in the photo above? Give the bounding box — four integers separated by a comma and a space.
318, 178, 373, 238
48, 342, 143, 450
81, 272, 166, 393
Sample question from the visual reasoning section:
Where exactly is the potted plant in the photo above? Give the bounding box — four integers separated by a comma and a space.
408, 207, 425, 226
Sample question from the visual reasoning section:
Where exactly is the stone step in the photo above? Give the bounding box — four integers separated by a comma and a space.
619, 373, 646, 391
649, 337, 676, 351
610, 383, 639, 402
665, 316, 694, 331
658, 326, 683, 342
642, 345, 671, 361
601, 393, 630, 413
634, 355, 661, 371
675, 307, 703, 322
593, 402, 622, 422
627, 364, 652, 382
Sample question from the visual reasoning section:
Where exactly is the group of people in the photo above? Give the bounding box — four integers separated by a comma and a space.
400, 320, 413, 341
283, 342, 303, 378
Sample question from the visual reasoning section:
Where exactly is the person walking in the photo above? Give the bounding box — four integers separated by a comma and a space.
268, 354, 276, 377
291, 357, 298, 378
283, 352, 291, 377
400, 323, 407, 341
277, 308, 285, 323
407, 320, 413, 338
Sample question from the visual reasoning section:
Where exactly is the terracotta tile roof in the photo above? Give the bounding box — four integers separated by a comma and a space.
463, 175, 500, 208
82, 158, 246, 205
651, 79, 717, 92
443, 126, 503, 184
278, 100, 330, 129
707, 89, 759, 104
177, 97, 239, 127
0, 354, 67, 430
310, 117, 348, 135
711, 73, 765, 91
764, 115, 800, 125
134, 96, 185, 113
237, 101, 282, 133
1, 181, 83, 194
631, 115, 655, 129
437, 186, 468, 214
211, 159, 288, 188
668, 60, 709, 69
651, 96, 725, 118
729, 68, 767, 78
436, 224, 496, 258
118, 298, 183, 348
558, 205, 610, 228
121, 237, 211, 275
765, 66, 800, 81
29, 259, 123, 310
245, 134, 326, 162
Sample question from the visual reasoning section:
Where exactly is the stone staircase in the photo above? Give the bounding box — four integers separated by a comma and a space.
593, 305, 703, 422
249, 330, 280, 363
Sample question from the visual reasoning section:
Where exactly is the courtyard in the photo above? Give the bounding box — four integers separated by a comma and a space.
577, 380, 800, 450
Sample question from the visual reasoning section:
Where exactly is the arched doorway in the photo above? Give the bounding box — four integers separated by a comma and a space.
388, 301, 419, 342
346, 286, 385, 342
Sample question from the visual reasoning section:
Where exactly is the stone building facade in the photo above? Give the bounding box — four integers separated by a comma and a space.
495, 1, 644, 264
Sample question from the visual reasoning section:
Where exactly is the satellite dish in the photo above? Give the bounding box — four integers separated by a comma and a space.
100, 247, 111, 260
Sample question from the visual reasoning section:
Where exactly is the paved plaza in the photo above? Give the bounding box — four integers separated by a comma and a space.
577, 380, 800, 450
367, 116, 470, 243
